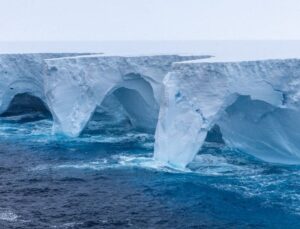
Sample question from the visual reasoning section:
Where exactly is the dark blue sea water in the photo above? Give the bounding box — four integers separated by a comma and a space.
0, 112, 300, 228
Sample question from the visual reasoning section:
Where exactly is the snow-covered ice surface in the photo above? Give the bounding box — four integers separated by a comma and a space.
1, 40, 300, 60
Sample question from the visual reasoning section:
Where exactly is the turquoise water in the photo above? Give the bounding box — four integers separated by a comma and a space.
0, 113, 300, 228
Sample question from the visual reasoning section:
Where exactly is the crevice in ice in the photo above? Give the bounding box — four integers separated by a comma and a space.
261, 80, 287, 106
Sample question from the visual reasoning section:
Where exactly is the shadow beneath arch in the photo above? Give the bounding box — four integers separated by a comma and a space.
81, 94, 132, 136
81, 73, 159, 137
0, 93, 52, 123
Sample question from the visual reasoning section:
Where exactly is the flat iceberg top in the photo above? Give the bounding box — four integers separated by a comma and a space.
45, 53, 209, 61
175, 56, 300, 65
0, 53, 92, 58
2, 41, 300, 57
172, 57, 300, 75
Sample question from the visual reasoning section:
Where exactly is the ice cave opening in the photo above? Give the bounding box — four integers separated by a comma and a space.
204, 124, 225, 144
0, 93, 52, 122
81, 94, 132, 136
190, 95, 300, 166
81, 75, 159, 137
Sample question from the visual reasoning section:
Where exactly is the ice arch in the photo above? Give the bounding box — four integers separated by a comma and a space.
81, 93, 131, 135
0, 53, 89, 119
217, 95, 300, 164
0, 93, 52, 122
81, 74, 159, 135
110, 76, 159, 132
0, 80, 45, 115
154, 58, 300, 168
45, 55, 205, 137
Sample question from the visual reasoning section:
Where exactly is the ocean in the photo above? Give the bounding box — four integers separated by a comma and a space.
0, 110, 300, 228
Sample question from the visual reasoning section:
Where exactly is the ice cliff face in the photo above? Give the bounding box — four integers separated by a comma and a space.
0, 53, 88, 116
154, 59, 300, 168
44, 55, 205, 137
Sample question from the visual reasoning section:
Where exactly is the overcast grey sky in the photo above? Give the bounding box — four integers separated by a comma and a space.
0, 0, 300, 41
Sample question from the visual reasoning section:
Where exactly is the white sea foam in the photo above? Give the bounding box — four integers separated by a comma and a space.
0, 209, 18, 222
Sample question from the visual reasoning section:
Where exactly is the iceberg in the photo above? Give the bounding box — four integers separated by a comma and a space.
2, 52, 300, 169
154, 58, 300, 168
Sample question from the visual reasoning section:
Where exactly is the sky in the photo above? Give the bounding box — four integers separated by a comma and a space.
0, 0, 300, 41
